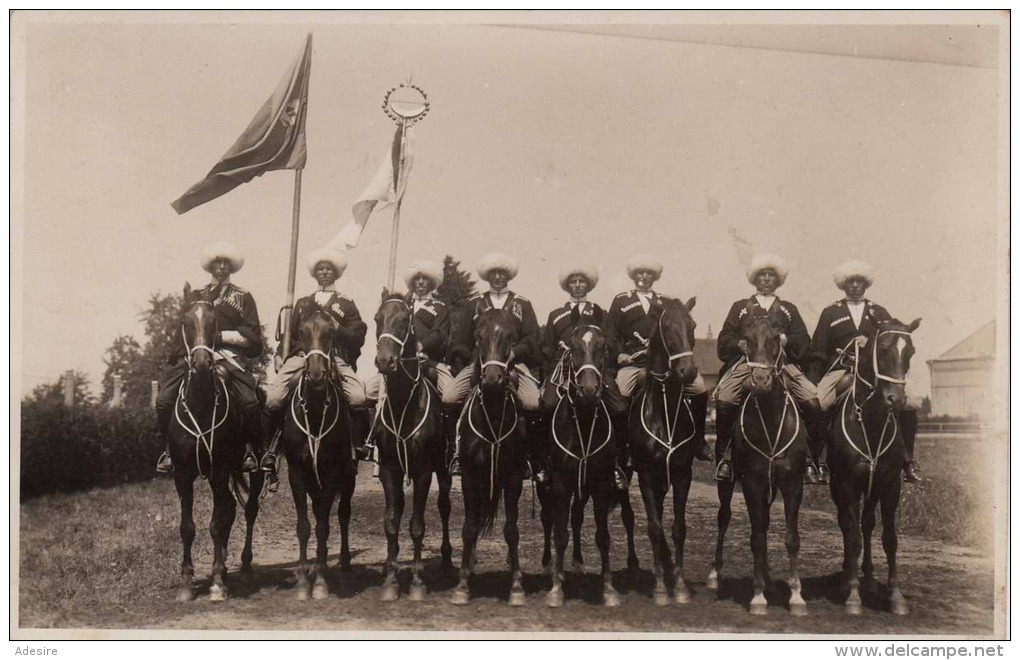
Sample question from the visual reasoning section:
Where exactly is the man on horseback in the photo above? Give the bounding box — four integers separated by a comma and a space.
438, 252, 547, 481
258, 248, 373, 474
606, 255, 714, 482
540, 265, 631, 489
714, 253, 828, 484
808, 260, 922, 482
155, 242, 265, 474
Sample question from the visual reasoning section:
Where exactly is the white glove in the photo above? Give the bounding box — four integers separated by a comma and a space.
779, 333, 788, 348
219, 330, 248, 347
853, 336, 869, 348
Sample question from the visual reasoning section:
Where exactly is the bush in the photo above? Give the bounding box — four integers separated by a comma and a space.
20, 399, 161, 500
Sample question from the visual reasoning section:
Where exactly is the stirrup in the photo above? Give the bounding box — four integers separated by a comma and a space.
715, 460, 733, 482
614, 467, 629, 491
448, 455, 462, 477
355, 443, 375, 462
803, 463, 821, 485
265, 471, 280, 493
242, 451, 258, 473
156, 452, 173, 474
903, 463, 923, 483
259, 452, 277, 473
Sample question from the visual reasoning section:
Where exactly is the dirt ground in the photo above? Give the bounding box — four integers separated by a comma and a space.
19, 457, 995, 637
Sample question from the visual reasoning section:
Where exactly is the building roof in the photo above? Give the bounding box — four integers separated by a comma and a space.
694, 338, 724, 375
932, 320, 996, 362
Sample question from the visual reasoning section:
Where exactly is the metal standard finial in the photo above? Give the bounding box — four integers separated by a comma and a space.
382, 77, 430, 126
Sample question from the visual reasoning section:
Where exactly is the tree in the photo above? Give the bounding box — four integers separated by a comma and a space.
436, 255, 476, 306
100, 335, 143, 406
25, 371, 94, 409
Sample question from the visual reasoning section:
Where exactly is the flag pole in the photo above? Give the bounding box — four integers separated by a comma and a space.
385, 120, 409, 291
281, 168, 303, 358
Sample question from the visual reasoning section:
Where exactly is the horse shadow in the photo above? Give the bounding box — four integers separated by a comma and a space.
707, 570, 896, 614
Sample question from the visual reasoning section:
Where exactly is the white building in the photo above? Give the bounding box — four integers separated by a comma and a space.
927, 320, 995, 419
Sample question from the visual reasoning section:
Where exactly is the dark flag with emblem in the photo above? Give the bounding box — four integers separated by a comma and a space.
171, 34, 312, 215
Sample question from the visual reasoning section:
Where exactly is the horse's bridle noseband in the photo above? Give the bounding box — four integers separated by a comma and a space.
182, 300, 219, 370
650, 312, 694, 382
871, 329, 911, 386
377, 299, 424, 381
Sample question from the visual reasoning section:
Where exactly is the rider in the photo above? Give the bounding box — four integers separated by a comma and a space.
155, 242, 265, 474
438, 252, 547, 482
258, 247, 373, 475
808, 260, 922, 483
538, 265, 629, 488
606, 255, 714, 484
714, 253, 828, 484
362, 259, 451, 462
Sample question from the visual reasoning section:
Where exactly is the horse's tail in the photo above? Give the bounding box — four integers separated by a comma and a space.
477, 482, 503, 537
229, 471, 265, 506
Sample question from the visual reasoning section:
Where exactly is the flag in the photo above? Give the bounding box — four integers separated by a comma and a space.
171, 35, 312, 215
330, 124, 414, 249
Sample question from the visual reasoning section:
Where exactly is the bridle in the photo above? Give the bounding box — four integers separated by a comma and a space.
377, 299, 424, 382
743, 316, 786, 375
648, 309, 694, 383
291, 372, 344, 489
181, 300, 218, 371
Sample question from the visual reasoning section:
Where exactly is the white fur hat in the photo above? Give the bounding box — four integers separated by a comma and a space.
559, 264, 600, 293
746, 253, 789, 287
476, 252, 519, 282
306, 248, 348, 279
626, 254, 663, 281
404, 259, 444, 289
200, 241, 245, 274
833, 260, 875, 290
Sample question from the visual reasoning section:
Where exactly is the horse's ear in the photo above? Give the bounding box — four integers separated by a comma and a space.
685, 296, 697, 311
381, 287, 390, 301
183, 282, 192, 298
649, 301, 664, 318
907, 318, 922, 333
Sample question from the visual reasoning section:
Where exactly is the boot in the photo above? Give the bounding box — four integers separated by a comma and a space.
443, 405, 462, 476
259, 408, 284, 473
899, 408, 923, 483
155, 401, 173, 473
240, 405, 263, 473
690, 392, 714, 462
352, 406, 376, 462
714, 402, 738, 482
803, 399, 829, 485
525, 413, 550, 484
156, 445, 173, 473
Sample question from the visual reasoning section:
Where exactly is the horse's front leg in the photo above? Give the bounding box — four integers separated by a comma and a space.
240, 471, 263, 575
708, 479, 736, 591
173, 472, 197, 602
618, 484, 640, 571
781, 472, 807, 616
671, 466, 693, 604
290, 474, 312, 600
861, 497, 879, 586
452, 473, 482, 605
408, 469, 433, 601
742, 480, 770, 615
593, 486, 620, 607
882, 483, 908, 615
436, 463, 455, 570
545, 478, 570, 608
538, 482, 555, 576
504, 474, 525, 606
379, 465, 405, 602
312, 490, 335, 600
832, 478, 864, 615
571, 494, 586, 573
637, 471, 670, 606
209, 475, 236, 602
336, 473, 355, 572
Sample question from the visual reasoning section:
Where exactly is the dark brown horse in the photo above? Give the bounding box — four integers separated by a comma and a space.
829, 317, 920, 616
450, 308, 528, 606
542, 323, 620, 607
169, 284, 263, 602
629, 297, 701, 606
280, 304, 357, 600
374, 294, 452, 602
712, 303, 809, 616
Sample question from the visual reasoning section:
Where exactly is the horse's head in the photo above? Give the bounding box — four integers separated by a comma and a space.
649, 297, 698, 385
567, 322, 608, 405
374, 294, 414, 376
181, 282, 217, 374
740, 303, 785, 394
867, 318, 921, 412
475, 308, 517, 393
297, 303, 338, 388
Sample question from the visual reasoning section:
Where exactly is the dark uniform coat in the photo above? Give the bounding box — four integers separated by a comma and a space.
605, 290, 672, 358
807, 299, 892, 383
717, 296, 811, 371
541, 301, 610, 371
278, 290, 367, 370
462, 291, 541, 370
172, 282, 264, 364
403, 293, 450, 363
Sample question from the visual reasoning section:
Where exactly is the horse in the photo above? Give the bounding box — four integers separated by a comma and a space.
374, 294, 452, 602
168, 284, 263, 602
628, 297, 701, 606
450, 308, 528, 606
279, 304, 357, 600
829, 317, 921, 616
711, 303, 809, 616
544, 322, 620, 608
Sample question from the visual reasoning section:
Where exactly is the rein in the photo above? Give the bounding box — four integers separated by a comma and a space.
648, 313, 694, 382
463, 386, 519, 499
638, 381, 695, 491
738, 387, 800, 497
174, 370, 230, 480
290, 372, 344, 490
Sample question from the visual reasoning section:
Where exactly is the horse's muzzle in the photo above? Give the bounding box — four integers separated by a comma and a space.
375, 353, 398, 375
749, 368, 773, 394
480, 367, 507, 392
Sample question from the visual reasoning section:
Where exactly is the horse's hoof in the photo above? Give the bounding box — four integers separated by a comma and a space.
312, 583, 330, 600
545, 590, 564, 608
541, 564, 553, 577
450, 589, 470, 606
571, 560, 585, 575
891, 596, 909, 616
175, 587, 195, 603
750, 602, 768, 616
295, 585, 310, 601
653, 591, 670, 607
380, 584, 400, 602
790, 601, 808, 617
509, 591, 526, 607
209, 585, 228, 602
674, 588, 691, 605
408, 584, 427, 602
846, 600, 863, 616
604, 591, 621, 608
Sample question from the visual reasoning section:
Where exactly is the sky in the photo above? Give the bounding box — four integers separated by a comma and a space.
13, 14, 1004, 400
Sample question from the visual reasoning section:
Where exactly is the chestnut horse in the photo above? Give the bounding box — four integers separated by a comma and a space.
168, 285, 263, 602
829, 317, 921, 616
